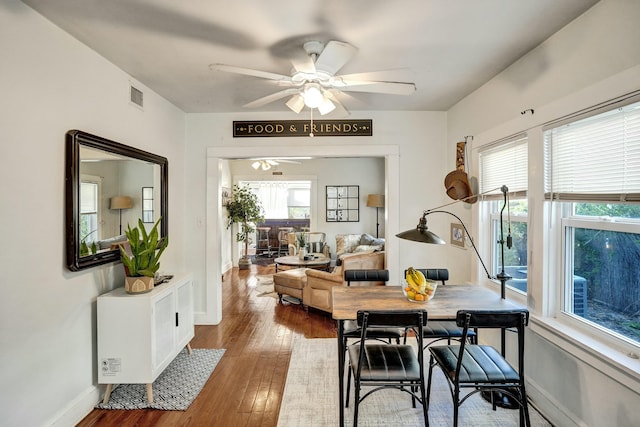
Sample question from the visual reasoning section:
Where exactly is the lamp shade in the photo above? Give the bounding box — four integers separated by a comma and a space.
366, 194, 385, 208
396, 214, 445, 244
110, 196, 133, 210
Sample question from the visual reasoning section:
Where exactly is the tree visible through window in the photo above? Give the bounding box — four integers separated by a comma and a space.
545, 98, 640, 346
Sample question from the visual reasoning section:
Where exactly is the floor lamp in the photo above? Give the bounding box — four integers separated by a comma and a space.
110, 196, 133, 235
396, 185, 517, 409
366, 194, 385, 238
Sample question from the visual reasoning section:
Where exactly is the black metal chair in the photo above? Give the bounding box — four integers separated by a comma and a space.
343, 270, 401, 346
348, 310, 429, 427
342, 269, 405, 405
404, 268, 477, 347
427, 309, 531, 427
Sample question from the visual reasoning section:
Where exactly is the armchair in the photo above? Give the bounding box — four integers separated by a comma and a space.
303, 251, 385, 313
287, 231, 330, 258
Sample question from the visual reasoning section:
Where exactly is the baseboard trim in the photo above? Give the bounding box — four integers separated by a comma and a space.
527, 377, 585, 427
45, 384, 100, 427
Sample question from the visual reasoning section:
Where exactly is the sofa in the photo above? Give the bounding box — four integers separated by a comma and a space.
335, 233, 385, 259
303, 251, 385, 313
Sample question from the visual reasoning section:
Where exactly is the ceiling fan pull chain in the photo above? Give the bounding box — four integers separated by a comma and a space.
309, 108, 314, 137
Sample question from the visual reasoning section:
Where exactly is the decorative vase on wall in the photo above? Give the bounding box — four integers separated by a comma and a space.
125, 276, 154, 294
298, 247, 306, 260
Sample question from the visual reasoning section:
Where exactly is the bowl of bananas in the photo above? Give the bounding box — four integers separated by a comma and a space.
403, 267, 437, 303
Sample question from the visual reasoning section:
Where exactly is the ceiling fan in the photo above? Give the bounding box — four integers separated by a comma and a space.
250, 158, 302, 170
210, 40, 416, 115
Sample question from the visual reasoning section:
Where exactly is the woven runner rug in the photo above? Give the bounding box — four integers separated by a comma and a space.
278, 337, 551, 427
96, 348, 225, 410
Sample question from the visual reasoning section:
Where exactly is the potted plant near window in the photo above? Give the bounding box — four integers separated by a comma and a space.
225, 184, 264, 269
120, 218, 168, 294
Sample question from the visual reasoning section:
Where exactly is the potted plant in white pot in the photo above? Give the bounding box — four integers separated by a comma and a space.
120, 217, 168, 294
225, 184, 264, 269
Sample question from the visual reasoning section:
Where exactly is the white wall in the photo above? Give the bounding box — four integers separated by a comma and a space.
0, 2, 186, 426
448, 1, 640, 425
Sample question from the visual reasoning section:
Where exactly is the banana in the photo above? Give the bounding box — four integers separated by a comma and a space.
406, 267, 426, 294
413, 269, 426, 287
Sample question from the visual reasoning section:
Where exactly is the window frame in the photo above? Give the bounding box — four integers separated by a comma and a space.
79, 174, 102, 243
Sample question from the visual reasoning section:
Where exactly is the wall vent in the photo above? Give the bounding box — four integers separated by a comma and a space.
130, 85, 144, 108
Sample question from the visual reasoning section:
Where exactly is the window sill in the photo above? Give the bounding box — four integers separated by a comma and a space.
529, 315, 640, 391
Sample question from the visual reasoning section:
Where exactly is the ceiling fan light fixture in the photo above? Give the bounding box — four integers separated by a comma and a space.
303, 83, 324, 108
251, 160, 272, 170
318, 97, 336, 115
285, 94, 305, 114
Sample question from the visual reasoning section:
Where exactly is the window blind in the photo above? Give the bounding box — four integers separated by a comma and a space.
544, 100, 640, 202
479, 136, 528, 199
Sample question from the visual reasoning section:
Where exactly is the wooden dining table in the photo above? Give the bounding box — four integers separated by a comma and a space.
332, 284, 525, 427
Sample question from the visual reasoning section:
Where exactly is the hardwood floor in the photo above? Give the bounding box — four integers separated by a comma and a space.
78, 264, 337, 427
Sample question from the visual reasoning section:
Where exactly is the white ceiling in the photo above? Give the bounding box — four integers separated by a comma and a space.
21, 0, 599, 114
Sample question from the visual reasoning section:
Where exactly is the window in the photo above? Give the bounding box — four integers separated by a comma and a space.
287, 187, 311, 219
80, 176, 101, 245
142, 187, 154, 223
545, 99, 640, 346
242, 181, 311, 219
479, 136, 528, 291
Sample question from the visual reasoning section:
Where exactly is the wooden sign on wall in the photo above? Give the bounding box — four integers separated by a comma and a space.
233, 120, 372, 137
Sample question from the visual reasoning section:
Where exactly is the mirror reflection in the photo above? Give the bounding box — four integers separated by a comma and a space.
66, 130, 168, 271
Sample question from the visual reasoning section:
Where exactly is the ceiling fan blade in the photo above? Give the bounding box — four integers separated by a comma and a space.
314, 41, 357, 75
209, 63, 292, 82
290, 55, 316, 74
324, 90, 350, 117
339, 80, 416, 95
243, 88, 300, 108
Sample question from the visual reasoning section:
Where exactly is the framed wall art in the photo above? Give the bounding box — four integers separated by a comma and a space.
326, 185, 359, 222
450, 223, 465, 248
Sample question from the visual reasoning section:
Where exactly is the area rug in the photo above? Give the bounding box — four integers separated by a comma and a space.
251, 255, 276, 266
255, 274, 276, 297
277, 337, 551, 427
96, 348, 225, 410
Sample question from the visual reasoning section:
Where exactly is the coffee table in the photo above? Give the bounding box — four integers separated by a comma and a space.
273, 255, 331, 272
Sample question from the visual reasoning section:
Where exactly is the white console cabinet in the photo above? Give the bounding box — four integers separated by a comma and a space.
97, 272, 194, 403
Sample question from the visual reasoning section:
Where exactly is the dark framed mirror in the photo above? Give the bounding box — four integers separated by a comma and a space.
65, 130, 168, 271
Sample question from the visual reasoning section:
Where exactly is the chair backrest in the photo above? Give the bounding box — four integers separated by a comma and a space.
357, 309, 427, 337
344, 269, 389, 286
455, 309, 529, 330
287, 231, 326, 244
277, 230, 289, 241
455, 309, 529, 376
404, 268, 449, 285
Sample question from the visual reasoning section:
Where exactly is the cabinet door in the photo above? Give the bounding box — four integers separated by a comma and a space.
176, 280, 194, 348
152, 292, 175, 371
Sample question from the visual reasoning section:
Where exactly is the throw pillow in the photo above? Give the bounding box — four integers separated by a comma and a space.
336, 234, 361, 255
354, 244, 383, 253
307, 241, 324, 253
360, 233, 385, 247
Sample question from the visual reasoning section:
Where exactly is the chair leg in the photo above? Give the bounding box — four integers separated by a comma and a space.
520, 385, 531, 427
453, 383, 460, 427
345, 364, 351, 407
420, 378, 429, 427
353, 376, 361, 427
426, 356, 434, 404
